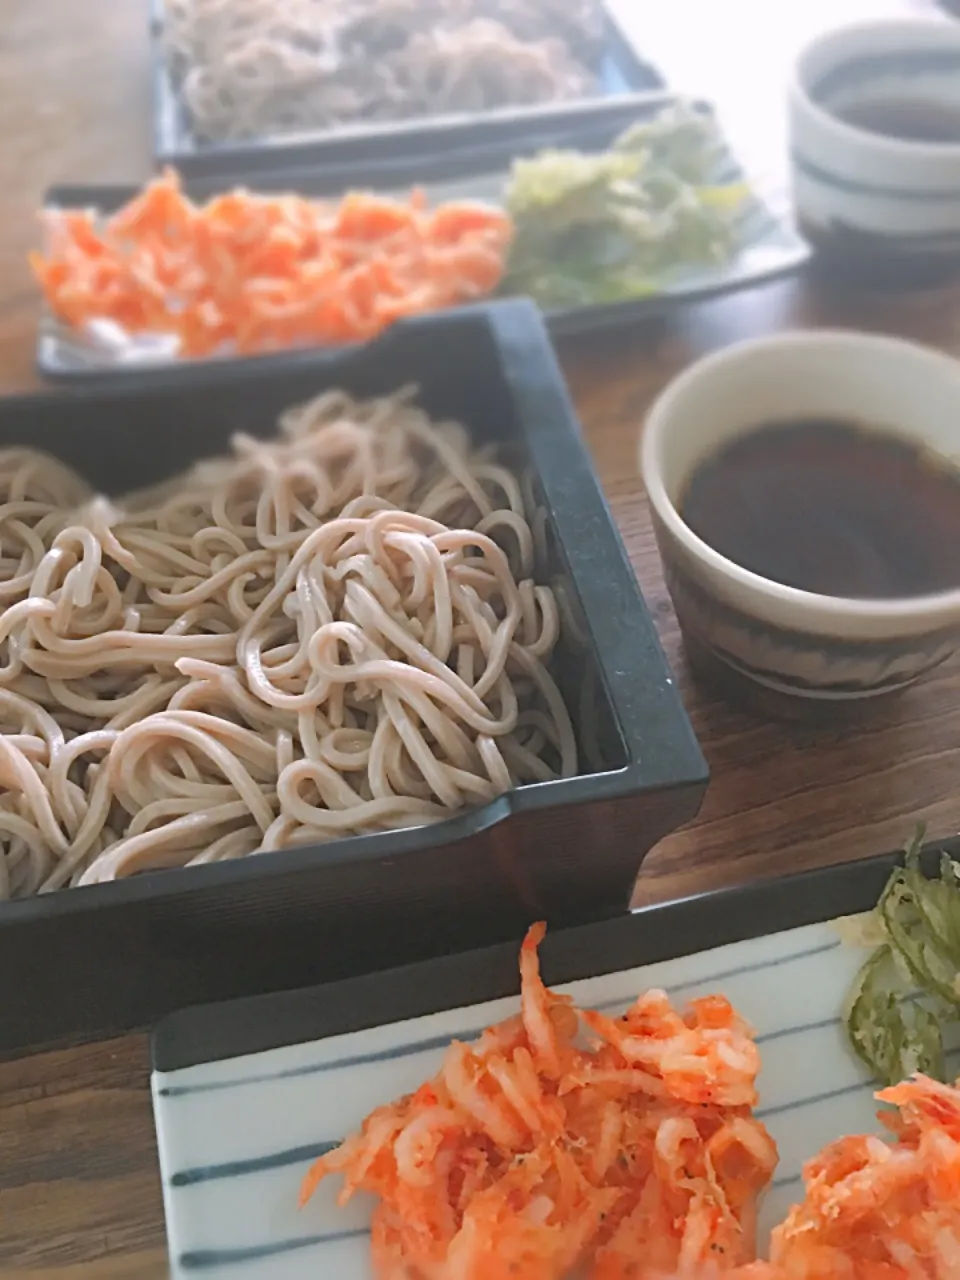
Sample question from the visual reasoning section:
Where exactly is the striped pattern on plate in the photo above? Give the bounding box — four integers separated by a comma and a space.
151, 918, 899, 1278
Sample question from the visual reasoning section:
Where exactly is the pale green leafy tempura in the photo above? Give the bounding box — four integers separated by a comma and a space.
845, 828, 960, 1086
500, 100, 749, 308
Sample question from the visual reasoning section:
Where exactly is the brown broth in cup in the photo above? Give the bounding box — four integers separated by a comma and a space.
679, 418, 960, 599
833, 98, 960, 144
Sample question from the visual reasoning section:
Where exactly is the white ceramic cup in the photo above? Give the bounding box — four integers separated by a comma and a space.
788, 18, 960, 268
640, 330, 960, 701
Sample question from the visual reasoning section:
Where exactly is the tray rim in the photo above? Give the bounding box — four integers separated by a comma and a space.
148, 2, 667, 180
151, 833, 955, 1074
50, 92, 685, 206
35, 97, 809, 389
1, 297, 707, 934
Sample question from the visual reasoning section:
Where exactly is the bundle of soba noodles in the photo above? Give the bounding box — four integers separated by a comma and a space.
163, 0, 600, 145
0, 388, 576, 899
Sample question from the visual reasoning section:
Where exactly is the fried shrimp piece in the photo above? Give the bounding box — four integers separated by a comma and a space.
578, 991, 761, 1110
663, 1075, 960, 1280
519, 919, 578, 1079
769, 1074, 960, 1280
301, 922, 777, 1279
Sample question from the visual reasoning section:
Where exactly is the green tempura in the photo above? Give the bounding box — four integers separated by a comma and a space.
844, 829, 960, 1086
499, 100, 750, 309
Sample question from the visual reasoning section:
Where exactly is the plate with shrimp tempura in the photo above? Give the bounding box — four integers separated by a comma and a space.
150, 840, 960, 1279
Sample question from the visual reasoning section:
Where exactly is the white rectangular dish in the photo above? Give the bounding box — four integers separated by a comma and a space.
38, 98, 806, 386
151, 848, 949, 1277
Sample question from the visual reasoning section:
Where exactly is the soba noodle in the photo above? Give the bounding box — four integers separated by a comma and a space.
0, 388, 577, 900
164, 0, 601, 144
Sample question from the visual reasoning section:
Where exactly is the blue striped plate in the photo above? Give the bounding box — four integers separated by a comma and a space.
152, 914, 886, 1278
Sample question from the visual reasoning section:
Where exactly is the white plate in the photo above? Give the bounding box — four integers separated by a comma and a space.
38, 110, 806, 382
151, 917, 900, 1278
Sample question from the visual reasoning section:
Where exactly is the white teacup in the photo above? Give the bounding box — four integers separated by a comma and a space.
788, 19, 960, 273
640, 331, 960, 703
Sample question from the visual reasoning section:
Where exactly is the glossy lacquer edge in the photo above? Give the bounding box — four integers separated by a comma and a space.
151, 836, 958, 1073
486, 302, 706, 787
3, 299, 701, 934
147, 1, 666, 180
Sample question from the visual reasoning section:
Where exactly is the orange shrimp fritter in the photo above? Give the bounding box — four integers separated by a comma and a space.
659, 1074, 960, 1280
301, 921, 778, 1279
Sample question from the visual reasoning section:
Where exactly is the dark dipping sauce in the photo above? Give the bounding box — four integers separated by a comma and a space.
679, 418, 960, 599
832, 97, 960, 144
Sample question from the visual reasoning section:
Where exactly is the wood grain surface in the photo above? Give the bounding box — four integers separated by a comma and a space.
0, 0, 955, 1275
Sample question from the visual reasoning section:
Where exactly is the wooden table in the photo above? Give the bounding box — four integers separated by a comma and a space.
0, 0, 956, 1274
